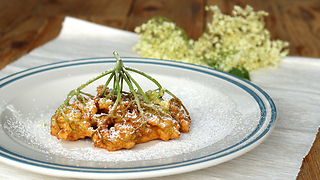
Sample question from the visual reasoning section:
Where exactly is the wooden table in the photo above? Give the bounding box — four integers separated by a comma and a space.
0, 0, 319, 179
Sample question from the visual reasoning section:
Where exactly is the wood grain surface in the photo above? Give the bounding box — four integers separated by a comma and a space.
0, 0, 319, 179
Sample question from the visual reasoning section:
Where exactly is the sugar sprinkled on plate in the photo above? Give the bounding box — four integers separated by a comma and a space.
3, 78, 245, 162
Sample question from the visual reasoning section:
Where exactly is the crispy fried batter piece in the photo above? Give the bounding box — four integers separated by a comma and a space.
50, 98, 97, 140
50, 51, 191, 151
169, 98, 191, 133
50, 86, 190, 151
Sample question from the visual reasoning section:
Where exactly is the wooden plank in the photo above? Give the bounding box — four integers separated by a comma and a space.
125, 0, 205, 40
298, 130, 320, 180
29, 0, 135, 48
0, 15, 49, 70
279, 0, 320, 58
28, 15, 65, 51
0, 0, 135, 70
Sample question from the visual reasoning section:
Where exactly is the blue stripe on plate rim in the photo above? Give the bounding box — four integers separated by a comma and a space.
0, 57, 277, 173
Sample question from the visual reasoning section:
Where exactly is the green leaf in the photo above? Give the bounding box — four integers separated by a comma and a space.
228, 67, 251, 81
241, 67, 250, 81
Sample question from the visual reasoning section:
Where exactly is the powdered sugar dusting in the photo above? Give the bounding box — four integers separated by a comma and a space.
3, 78, 245, 162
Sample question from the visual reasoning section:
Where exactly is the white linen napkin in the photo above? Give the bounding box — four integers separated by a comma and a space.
0, 16, 319, 180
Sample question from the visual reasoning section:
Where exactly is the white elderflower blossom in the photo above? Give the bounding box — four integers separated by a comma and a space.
193, 5, 289, 72
133, 16, 198, 64
133, 5, 289, 80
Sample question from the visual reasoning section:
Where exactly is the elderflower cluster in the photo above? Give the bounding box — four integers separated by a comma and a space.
194, 5, 289, 72
133, 17, 198, 64
133, 5, 289, 73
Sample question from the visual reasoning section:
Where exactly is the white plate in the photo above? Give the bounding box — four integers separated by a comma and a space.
0, 57, 276, 179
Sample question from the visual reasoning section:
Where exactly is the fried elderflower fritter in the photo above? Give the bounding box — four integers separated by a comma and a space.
50, 52, 191, 151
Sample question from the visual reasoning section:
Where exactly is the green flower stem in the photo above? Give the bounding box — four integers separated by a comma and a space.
80, 91, 94, 98
123, 70, 150, 104
110, 67, 122, 114
57, 51, 188, 122
61, 69, 115, 107
77, 70, 115, 93
122, 71, 143, 113
125, 66, 162, 89
100, 72, 115, 97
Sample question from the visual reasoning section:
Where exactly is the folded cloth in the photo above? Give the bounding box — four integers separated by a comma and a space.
0, 16, 319, 180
